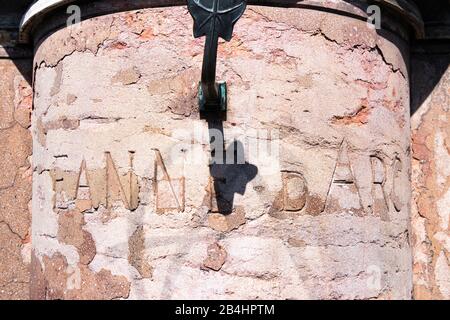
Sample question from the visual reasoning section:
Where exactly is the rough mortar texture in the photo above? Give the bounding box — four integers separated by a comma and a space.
31, 5, 412, 299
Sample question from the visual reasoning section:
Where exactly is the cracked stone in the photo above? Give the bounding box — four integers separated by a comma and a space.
202, 243, 227, 271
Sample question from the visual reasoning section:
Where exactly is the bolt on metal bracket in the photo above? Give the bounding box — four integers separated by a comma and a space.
187, 0, 246, 117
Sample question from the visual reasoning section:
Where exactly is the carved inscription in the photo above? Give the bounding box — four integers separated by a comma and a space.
208, 176, 222, 213
282, 171, 308, 212
52, 150, 185, 213
74, 159, 92, 212
105, 151, 138, 211
153, 149, 185, 214
51, 146, 405, 217
269, 171, 308, 219
324, 141, 365, 216
370, 156, 389, 220
390, 156, 405, 212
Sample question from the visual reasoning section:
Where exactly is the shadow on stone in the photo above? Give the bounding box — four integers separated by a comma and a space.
410, 43, 450, 115
206, 117, 258, 215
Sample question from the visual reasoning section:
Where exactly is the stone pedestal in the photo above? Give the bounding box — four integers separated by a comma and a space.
28, 0, 417, 299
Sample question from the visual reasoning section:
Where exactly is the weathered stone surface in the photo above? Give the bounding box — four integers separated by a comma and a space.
0, 223, 30, 300
0, 124, 31, 189
208, 207, 246, 232
411, 48, 450, 300
0, 165, 32, 238
57, 209, 96, 265
202, 243, 227, 271
31, 3, 412, 299
34, 252, 130, 300
112, 67, 141, 85
0, 60, 16, 130
14, 77, 32, 128
0, 53, 32, 300
128, 225, 153, 278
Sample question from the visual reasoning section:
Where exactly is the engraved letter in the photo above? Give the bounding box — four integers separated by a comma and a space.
105, 152, 139, 211
325, 141, 364, 215
153, 149, 185, 213
370, 156, 389, 220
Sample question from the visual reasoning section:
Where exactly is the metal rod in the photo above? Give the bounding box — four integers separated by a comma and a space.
201, 11, 219, 105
